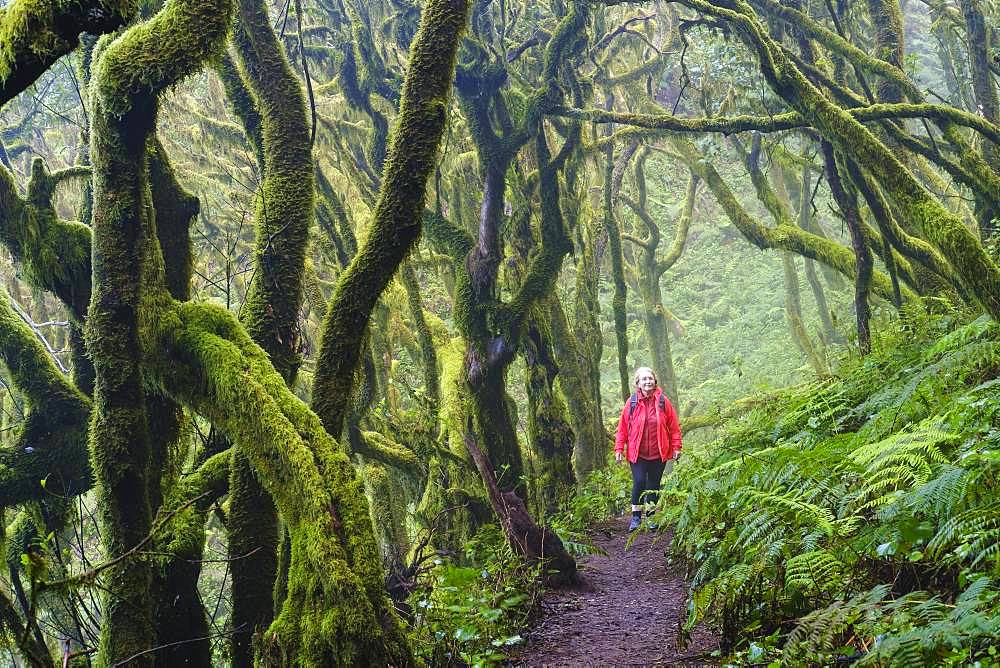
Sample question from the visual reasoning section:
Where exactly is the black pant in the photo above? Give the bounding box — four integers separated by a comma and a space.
630, 458, 667, 506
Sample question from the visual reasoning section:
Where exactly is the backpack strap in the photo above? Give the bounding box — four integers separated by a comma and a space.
629, 392, 666, 418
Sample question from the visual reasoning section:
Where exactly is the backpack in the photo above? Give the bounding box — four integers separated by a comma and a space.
628, 392, 666, 421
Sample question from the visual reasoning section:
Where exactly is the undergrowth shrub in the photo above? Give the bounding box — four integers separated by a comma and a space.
407, 524, 542, 667
662, 310, 1000, 666
538, 464, 631, 561
554, 464, 631, 532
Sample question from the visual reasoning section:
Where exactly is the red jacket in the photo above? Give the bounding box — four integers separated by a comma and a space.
615, 388, 682, 464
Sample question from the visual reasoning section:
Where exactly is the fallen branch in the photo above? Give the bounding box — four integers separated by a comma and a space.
463, 420, 578, 586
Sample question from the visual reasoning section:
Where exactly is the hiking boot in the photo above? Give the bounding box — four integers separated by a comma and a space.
645, 512, 658, 530
628, 515, 641, 532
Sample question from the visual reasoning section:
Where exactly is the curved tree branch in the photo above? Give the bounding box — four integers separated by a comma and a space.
0, 0, 134, 107
313, 0, 470, 439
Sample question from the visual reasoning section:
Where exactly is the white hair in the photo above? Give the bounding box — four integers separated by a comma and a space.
633, 366, 657, 387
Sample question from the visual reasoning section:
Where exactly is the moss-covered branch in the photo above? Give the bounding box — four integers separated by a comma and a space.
656, 174, 698, 277
149, 300, 413, 664
313, 0, 470, 438
676, 0, 1000, 318
672, 137, 913, 305
355, 429, 423, 473
0, 160, 92, 320
549, 102, 1000, 146
0, 0, 135, 106
0, 289, 91, 507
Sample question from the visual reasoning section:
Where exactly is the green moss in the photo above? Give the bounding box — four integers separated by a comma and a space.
567, 209, 608, 479
356, 429, 422, 472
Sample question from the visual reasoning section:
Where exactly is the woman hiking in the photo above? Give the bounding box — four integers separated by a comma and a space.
615, 367, 683, 532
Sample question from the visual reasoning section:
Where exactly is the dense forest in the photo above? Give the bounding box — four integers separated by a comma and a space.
0, 0, 997, 665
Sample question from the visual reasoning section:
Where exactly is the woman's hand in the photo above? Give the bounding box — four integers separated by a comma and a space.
615, 451, 623, 464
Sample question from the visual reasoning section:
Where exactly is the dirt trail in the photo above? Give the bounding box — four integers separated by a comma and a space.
509, 518, 718, 667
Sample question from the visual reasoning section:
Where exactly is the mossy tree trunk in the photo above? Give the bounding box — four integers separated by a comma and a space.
602, 123, 632, 402
781, 252, 828, 374
449, 57, 533, 491
86, 0, 233, 662
225, 0, 314, 659
957, 0, 1000, 236
620, 151, 696, 405
401, 261, 441, 408
822, 141, 872, 354
522, 314, 576, 515
567, 202, 609, 480
547, 292, 608, 483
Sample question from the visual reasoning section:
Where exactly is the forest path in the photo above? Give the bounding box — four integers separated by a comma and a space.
509, 517, 718, 666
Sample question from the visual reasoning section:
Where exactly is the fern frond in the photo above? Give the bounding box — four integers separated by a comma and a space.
785, 550, 844, 594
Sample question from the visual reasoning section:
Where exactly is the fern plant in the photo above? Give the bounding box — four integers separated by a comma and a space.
664, 311, 1000, 664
